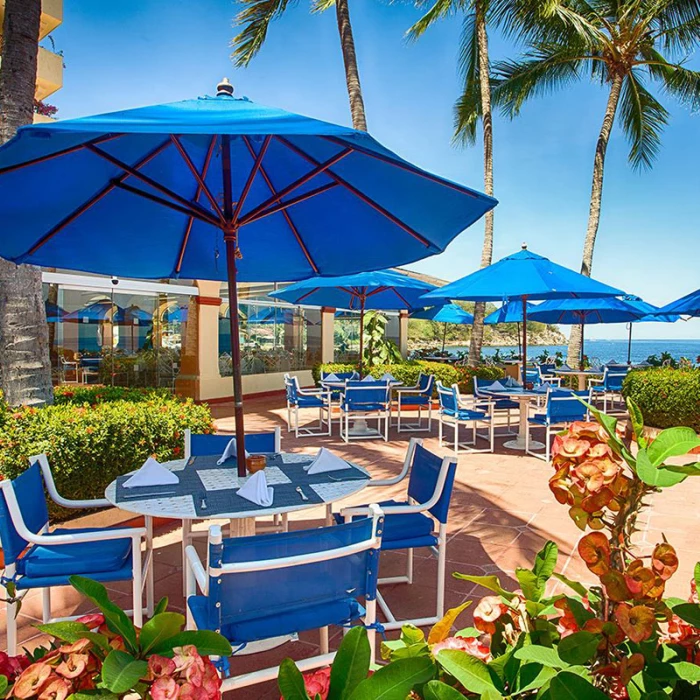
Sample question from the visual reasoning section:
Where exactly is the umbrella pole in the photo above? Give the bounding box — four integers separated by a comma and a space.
517, 322, 521, 360
222, 135, 247, 477
442, 322, 447, 353
627, 323, 633, 365
521, 297, 528, 384
358, 296, 365, 378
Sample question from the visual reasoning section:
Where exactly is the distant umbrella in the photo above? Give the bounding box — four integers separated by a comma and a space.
410, 303, 474, 352
622, 295, 679, 364
44, 300, 66, 323
483, 300, 538, 360
656, 288, 700, 318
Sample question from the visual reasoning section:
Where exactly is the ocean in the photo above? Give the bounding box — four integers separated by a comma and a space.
446, 339, 700, 365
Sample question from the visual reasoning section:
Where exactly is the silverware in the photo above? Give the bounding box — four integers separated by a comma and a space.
296, 486, 309, 501
120, 490, 178, 500
188, 457, 195, 466
200, 498, 207, 510
328, 475, 368, 482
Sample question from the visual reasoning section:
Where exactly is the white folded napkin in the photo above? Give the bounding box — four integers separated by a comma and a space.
217, 437, 251, 465
324, 373, 340, 382
381, 372, 396, 382
236, 470, 273, 507
123, 457, 179, 488
504, 376, 521, 387
305, 447, 349, 474
362, 375, 376, 382
488, 381, 506, 391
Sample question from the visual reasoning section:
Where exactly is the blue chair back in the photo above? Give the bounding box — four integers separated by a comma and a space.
603, 368, 628, 391
190, 432, 278, 455
436, 382, 459, 414
539, 363, 556, 375
205, 518, 381, 642
523, 367, 541, 385
344, 381, 389, 408
418, 373, 434, 394
284, 375, 298, 405
0, 463, 50, 565
546, 390, 589, 423
407, 444, 456, 524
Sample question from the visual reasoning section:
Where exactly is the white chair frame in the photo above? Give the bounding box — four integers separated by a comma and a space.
438, 383, 495, 454
185, 506, 384, 692
473, 378, 517, 436
183, 427, 282, 461
285, 375, 332, 438
1, 454, 153, 655
339, 383, 391, 443
588, 369, 627, 413
394, 376, 434, 433
340, 440, 453, 631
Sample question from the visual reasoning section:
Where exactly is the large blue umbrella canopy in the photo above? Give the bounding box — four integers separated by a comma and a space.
0, 80, 496, 471
410, 303, 474, 353
270, 270, 437, 371
483, 300, 536, 325
421, 246, 625, 371
656, 288, 700, 318
622, 295, 679, 364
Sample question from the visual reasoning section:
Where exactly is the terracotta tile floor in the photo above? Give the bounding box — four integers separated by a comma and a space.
4, 395, 700, 698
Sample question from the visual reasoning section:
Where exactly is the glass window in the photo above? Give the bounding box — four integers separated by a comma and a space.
334, 310, 360, 363
385, 312, 400, 348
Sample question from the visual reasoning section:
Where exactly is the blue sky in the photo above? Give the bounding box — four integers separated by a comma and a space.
49, 0, 699, 339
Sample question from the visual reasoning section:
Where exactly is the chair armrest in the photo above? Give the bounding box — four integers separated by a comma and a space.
185, 545, 207, 593
341, 503, 428, 519
588, 378, 604, 387
24, 526, 146, 547
56, 496, 112, 510
31, 455, 113, 510
395, 384, 420, 394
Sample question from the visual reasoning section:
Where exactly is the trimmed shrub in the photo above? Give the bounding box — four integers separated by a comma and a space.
54, 385, 173, 405
0, 393, 213, 519
622, 367, 700, 432
455, 364, 506, 393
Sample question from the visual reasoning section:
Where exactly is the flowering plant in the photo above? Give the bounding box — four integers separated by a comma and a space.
0, 576, 231, 700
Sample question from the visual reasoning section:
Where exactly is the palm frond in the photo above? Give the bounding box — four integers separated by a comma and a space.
454, 11, 481, 144
619, 68, 668, 169
649, 3, 700, 53
651, 0, 700, 34
642, 47, 700, 109
406, 0, 466, 40
311, 0, 335, 12
231, 0, 295, 67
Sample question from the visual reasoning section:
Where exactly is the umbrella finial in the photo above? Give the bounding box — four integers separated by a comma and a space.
521, 242, 527, 250
216, 78, 234, 97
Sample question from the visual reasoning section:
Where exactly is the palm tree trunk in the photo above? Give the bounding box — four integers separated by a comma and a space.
0, 0, 53, 406
467, 3, 494, 366
334, 0, 367, 131
567, 73, 623, 367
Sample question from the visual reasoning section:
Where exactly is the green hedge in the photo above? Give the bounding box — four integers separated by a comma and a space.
0, 392, 213, 519
313, 361, 504, 394
622, 367, 700, 432
54, 385, 174, 405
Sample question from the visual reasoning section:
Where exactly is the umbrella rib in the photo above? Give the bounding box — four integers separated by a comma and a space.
174, 135, 218, 276
241, 182, 338, 225
241, 138, 319, 274
19, 139, 172, 261
232, 136, 271, 223
275, 136, 437, 251
238, 147, 352, 225
86, 144, 219, 226
170, 135, 224, 221
295, 288, 321, 304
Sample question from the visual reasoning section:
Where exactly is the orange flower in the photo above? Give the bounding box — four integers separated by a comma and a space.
553, 436, 590, 462
624, 561, 657, 599
572, 462, 606, 493
473, 596, 507, 635
55, 653, 89, 679
615, 604, 656, 643
58, 639, 91, 655
578, 532, 611, 575
601, 570, 632, 602
12, 663, 52, 699
37, 676, 71, 700
652, 543, 679, 581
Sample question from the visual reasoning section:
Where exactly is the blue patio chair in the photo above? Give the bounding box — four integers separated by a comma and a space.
473, 377, 518, 435
537, 364, 562, 386
436, 381, 494, 453
184, 427, 281, 459
184, 507, 384, 692
339, 380, 391, 443
337, 439, 456, 630
0, 456, 151, 654
284, 374, 332, 438
588, 366, 629, 412
394, 373, 435, 433
526, 388, 592, 461
320, 370, 359, 401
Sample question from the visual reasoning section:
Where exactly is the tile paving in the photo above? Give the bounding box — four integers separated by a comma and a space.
3, 393, 700, 698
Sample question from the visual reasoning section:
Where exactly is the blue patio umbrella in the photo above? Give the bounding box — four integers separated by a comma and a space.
64, 300, 126, 324
620, 296, 679, 364
44, 300, 66, 323
0, 79, 496, 471
421, 245, 624, 371
270, 269, 436, 371
656, 288, 700, 318
410, 304, 474, 352
483, 300, 537, 359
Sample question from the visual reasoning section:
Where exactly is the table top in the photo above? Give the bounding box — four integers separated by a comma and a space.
321, 379, 403, 388
105, 452, 370, 520
553, 368, 603, 376
481, 386, 545, 399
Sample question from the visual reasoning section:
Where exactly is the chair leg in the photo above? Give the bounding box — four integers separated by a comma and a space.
407, 548, 414, 585
145, 515, 154, 617
454, 422, 459, 454
6, 599, 17, 656
366, 599, 377, 661
437, 526, 447, 619
42, 587, 51, 624
438, 414, 443, 446
287, 404, 292, 433
319, 626, 329, 654
182, 519, 192, 591
295, 406, 300, 439
282, 513, 289, 532
397, 396, 402, 432
546, 426, 551, 463
132, 536, 143, 628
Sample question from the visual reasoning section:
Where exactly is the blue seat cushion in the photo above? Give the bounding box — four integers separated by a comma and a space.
443, 409, 488, 421
295, 396, 325, 408
17, 527, 132, 579
398, 395, 431, 406
493, 400, 518, 410
342, 403, 387, 412
528, 414, 549, 425
188, 595, 365, 644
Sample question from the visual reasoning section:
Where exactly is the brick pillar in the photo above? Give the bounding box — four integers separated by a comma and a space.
321, 307, 336, 363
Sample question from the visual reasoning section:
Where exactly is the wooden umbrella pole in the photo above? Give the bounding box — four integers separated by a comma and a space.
627, 323, 633, 365
442, 322, 447, 353
358, 295, 365, 378
521, 297, 528, 384
517, 322, 521, 360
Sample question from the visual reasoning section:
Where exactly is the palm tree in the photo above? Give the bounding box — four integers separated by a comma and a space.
0, 0, 53, 406
493, 0, 700, 365
408, 0, 499, 365
232, 0, 368, 130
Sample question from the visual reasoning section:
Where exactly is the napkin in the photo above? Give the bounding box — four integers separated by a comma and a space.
381, 372, 396, 382
504, 376, 521, 388
123, 457, 179, 488
305, 447, 349, 474
324, 373, 340, 382
362, 375, 376, 382
236, 470, 273, 507
217, 437, 251, 465
487, 381, 506, 391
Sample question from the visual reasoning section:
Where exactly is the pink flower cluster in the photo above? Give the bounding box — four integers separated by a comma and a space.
148, 646, 221, 700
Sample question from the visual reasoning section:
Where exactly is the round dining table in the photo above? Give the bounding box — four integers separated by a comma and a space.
553, 368, 603, 391
480, 385, 547, 451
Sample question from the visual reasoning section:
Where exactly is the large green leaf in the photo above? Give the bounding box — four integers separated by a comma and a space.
328, 626, 370, 700
150, 630, 232, 657
153, 597, 169, 616
517, 664, 557, 693
437, 650, 499, 695
138, 612, 185, 655
646, 427, 700, 467
348, 657, 434, 700
452, 573, 516, 600
69, 577, 138, 653
672, 603, 700, 628
480, 689, 504, 700
695, 563, 700, 595
100, 650, 148, 694
557, 631, 600, 665
665, 462, 700, 476
278, 657, 311, 700
635, 448, 687, 488
552, 573, 589, 598
548, 671, 608, 699
35, 622, 111, 653
423, 680, 467, 700
627, 398, 647, 448
514, 646, 568, 669
0, 675, 8, 697
671, 662, 700, 683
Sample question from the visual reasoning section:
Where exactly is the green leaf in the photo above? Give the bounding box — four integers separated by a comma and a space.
646, 427, 700, 467
480, 689, 504, 700
517, 664, 557, 693
138, 612, 185, 655
635, 448, 687, 488
671, 603, 700, 628
437, 650, 498, 695
552, 573, 589, 599
150, 630, 233, 657
328, 626, 370, 700
0, 676, 8, 698
665, 462, 700, 476
455, 627, 480, 638
627, 398, 647, 448
671, 661, 700, 682
348, 657, 434, 700
400, 625, 425, 646
153, 597, 168, 616
100, 650, 148, 694
68, 692, 120, 700
514, 646, 568, 669
423, 680, 466, 700
35, 622, 111, 653
548, 671, 608, 699
278, 657, 311, 700
68, 576, 138, 654
695, 563, 700, 595
557, 631, 600, 665
452, 573, 517, 600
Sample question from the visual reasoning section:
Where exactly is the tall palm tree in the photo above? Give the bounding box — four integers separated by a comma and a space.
232, 0, 368, 130
493, 0, 700, 365
409, 0, 498, 364
0, 0, 53, 406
